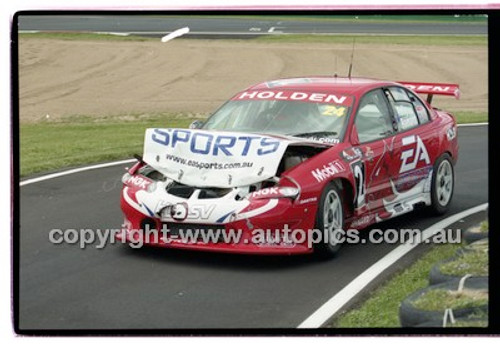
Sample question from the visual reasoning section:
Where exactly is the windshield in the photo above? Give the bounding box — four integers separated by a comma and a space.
203, 89, 353, 142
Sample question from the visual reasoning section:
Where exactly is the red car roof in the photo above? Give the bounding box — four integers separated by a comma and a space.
245, 76, 397, 96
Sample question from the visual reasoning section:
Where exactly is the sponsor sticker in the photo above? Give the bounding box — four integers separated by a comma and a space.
399, 135, 430, 174
233, 90, 353, 106
341, 147, 363, 162
125, 175, 152, 190
311, 160, 346, 182
143, 128, 290, 188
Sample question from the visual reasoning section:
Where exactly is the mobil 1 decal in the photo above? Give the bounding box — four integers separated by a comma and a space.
351, 160, 366, 209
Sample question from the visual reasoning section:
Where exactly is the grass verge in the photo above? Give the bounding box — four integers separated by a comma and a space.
331, 243, 461, 328
440, 250, 488, 276
412, 288, 488, 311
19, 32, 487, 46
453, 111, 488, 124
20, 114, 198, 177
256, 34, 486, 46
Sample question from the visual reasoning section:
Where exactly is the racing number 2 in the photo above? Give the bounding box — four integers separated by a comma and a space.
352, 161, 366, 208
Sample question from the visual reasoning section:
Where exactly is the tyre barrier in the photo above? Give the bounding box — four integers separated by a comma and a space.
455, 238, 488, 257
399, 276, 488, 327
463, 226, 488, 244
429, 257, 487, 286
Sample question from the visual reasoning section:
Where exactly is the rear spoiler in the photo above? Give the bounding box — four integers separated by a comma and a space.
397, 81, 460, 104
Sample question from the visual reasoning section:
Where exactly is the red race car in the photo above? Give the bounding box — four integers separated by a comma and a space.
117, 77, 459, 257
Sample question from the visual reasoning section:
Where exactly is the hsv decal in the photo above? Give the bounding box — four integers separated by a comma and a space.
234, 90, 352, 105
160, 202, 217, 221
311, 160, 346, 182
399, 135, 430, 173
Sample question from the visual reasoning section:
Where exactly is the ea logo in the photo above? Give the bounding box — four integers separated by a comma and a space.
171, 203, 188, 221
400, 135, 430, 173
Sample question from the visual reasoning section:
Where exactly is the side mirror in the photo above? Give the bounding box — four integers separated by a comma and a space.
189, 120, 204, 129
350, 124, 360, 146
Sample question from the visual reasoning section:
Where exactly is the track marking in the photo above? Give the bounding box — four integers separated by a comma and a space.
457, 122, 488, 127
267, 27, 285, 33
297, 202, 488, 328
18, 124, 487, 187
19, 159, 136, 187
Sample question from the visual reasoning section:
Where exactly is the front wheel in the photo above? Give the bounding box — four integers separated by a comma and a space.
430, 154, 455, 215
314, 182, 345, 258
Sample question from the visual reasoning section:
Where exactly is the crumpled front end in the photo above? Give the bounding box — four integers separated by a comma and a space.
117, 147, 326, 254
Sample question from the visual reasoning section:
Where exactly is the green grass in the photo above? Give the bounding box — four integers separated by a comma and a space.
20, 114, 198, 177
256, 34, 487, 46
411, 288, 488, 311
440, 250, 488, 276
453, 111, 488, 124
19, 32, 487, 46
450, 319, 488, 327
480, 221, 489, 232
331, 243, 461, 328
19, 32, 155, 41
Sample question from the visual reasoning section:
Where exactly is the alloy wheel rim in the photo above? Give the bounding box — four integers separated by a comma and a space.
323, 190, 343, 245
436, 160, 453, 207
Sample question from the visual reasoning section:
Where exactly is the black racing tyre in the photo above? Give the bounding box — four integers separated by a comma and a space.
429, 153, 455, 215
463, 227, 488, 244
429, 258, 458, 286
314, 182, 345, 259
429, 257, 487, 286
399, 277, 488, 327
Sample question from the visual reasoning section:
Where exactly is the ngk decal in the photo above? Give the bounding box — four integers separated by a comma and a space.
311, 160, 346, 182
250, 187, 279, 198
235, 90, 351, 105
126, 175, 151, 190
400, 135, 430, 173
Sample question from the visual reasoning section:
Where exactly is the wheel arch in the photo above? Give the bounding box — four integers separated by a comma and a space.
332, 177, 355, 219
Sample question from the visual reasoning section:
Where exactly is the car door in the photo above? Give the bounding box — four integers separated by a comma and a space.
381, 86, 435, 214
349, 88, 399, 216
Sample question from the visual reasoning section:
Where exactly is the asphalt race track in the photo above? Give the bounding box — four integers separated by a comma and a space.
18, 126, 488, 330
18, 15, 487, 36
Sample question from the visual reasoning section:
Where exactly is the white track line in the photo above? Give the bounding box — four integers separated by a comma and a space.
457, 122, 488, 127
297, 202, 489, 328
18, 124, 487, 187
19, 159, 135, 187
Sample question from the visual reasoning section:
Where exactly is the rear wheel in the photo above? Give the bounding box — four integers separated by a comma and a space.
314, 182, 345, 258
430, 154, 454, 215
